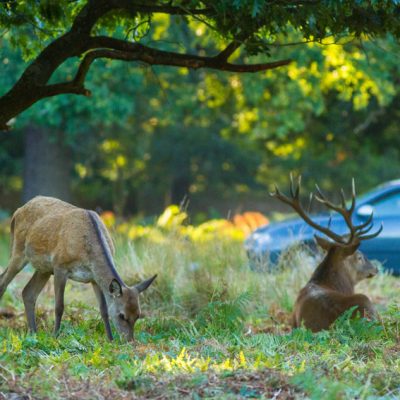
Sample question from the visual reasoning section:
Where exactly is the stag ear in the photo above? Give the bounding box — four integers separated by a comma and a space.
314, 235, 334, 251
109, 279, 123, 297
135, 274, 157, 293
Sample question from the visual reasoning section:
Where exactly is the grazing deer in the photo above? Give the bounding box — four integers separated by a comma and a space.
0, 196, 157, 341
271, 176, 382, 332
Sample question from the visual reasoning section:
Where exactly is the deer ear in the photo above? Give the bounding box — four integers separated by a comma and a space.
109, 279, 122, 297
135, 274, 157, 293
314, 235, 333, 251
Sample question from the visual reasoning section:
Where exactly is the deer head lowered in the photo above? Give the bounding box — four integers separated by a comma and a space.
0, 196, 157, 341
271, 175, 382, 332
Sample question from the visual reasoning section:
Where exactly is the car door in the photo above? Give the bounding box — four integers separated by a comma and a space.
355, 190, 400, 274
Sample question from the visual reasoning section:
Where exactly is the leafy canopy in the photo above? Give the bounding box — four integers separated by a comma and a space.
0, 0, 399, 129
2, 1, 400, 56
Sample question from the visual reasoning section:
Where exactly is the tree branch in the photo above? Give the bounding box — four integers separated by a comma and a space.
67, 38, 291, 95
0, 1, 289, 130
89, 36, 291, 70
215, 41, 243, 62
112, 1, 213, 16
40, 83, 92, 98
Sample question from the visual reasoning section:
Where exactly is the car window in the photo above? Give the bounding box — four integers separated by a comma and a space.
372, 191, 400, 216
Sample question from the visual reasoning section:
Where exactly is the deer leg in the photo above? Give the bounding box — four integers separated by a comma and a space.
92, 282, 113, 341
347, 294, 377, 320
53, 268, 68, 335
0, 256, 27, 300
22, 271, 51, 332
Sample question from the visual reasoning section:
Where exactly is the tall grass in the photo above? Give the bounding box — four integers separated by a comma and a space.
114, 233, 307, 317
1, 230, 400, 399
0, 232, 9, 267
110, 232, 398, 336
2, 228, 397, 326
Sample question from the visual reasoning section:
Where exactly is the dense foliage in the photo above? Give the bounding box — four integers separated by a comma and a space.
1, 0, 400, 127
1, 27, 400, 214
1, 1, 400, 215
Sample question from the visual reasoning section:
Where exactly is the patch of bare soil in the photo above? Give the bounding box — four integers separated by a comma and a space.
0, 308, 15, 320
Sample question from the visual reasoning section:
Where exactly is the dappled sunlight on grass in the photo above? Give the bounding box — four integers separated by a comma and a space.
1, 225, 400, 398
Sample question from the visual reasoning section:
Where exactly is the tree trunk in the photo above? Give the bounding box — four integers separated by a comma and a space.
170, 174, 191, 206
23, 125, 72, 202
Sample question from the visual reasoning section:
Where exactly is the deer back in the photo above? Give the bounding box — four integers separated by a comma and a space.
13, 196, 115, 270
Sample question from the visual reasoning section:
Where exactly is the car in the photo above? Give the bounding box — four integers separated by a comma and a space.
245, 179, 400, 275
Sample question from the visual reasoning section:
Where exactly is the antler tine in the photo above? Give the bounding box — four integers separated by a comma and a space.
340, 188, 346, 209
273, 176, 379, 246
270, 184, 280, 197
271, 176, 345, 244
359, 223, 383, 241
357, 223, 374, 236
314, 184, 326, 202
355, 212, 374, 232
327, 215, 332, 229
313, 181, 361, 245
315, 184, 341, 211
295, 175, 301, 199
348, 178, 356, 213
270, 184, 295, 207
307, 192, 314, 213
289, 172, 295, 198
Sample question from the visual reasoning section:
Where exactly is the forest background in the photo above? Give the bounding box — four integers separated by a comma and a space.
1, 5, 400, 221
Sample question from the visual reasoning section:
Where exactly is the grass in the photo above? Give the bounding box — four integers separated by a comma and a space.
1, 230, 400, 399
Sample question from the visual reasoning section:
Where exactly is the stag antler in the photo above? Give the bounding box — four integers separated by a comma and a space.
314, 178, 382, 244
271, 174, 382, 246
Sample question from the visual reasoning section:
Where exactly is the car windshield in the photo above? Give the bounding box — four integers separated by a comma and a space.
370, 191, 400, 216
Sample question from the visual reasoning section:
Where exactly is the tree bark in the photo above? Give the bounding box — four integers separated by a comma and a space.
170, 174, 191, 206
23, 126, 72, 202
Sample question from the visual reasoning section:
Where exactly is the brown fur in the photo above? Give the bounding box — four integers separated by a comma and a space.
0, 196, 156, 341
292, 241, 377, 332
271, 176, 381, 333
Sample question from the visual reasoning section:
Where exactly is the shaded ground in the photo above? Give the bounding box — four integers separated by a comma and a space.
1, 368, 301, 400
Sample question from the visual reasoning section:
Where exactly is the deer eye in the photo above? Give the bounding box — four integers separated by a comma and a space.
119, 313, 128, 321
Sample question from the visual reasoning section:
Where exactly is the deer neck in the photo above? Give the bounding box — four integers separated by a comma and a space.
310, 249, 355, 295
92, 258, 126, 295
88, 239, 127, 295
87, 210, 127, 294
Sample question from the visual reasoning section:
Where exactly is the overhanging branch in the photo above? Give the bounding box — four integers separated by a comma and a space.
74, 36, 291, 80
0, 0, 290, 130
46, 40, 291, 100
215, 41, 243, 62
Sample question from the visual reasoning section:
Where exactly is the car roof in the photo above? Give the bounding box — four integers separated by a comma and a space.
358, 179, 400, 204
376, 179, 400, 189
250, 179, 400, 236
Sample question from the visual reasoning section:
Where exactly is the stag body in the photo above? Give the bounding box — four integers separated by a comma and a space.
272, 177, 381, 332
292, 238, 377, 331
0, 196, 156, 341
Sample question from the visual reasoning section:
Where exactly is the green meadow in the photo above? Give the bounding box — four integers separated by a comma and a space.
1, 223, 399, 399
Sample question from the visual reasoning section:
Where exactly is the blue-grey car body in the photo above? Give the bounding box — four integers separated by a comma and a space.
245, 180, 400, 275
